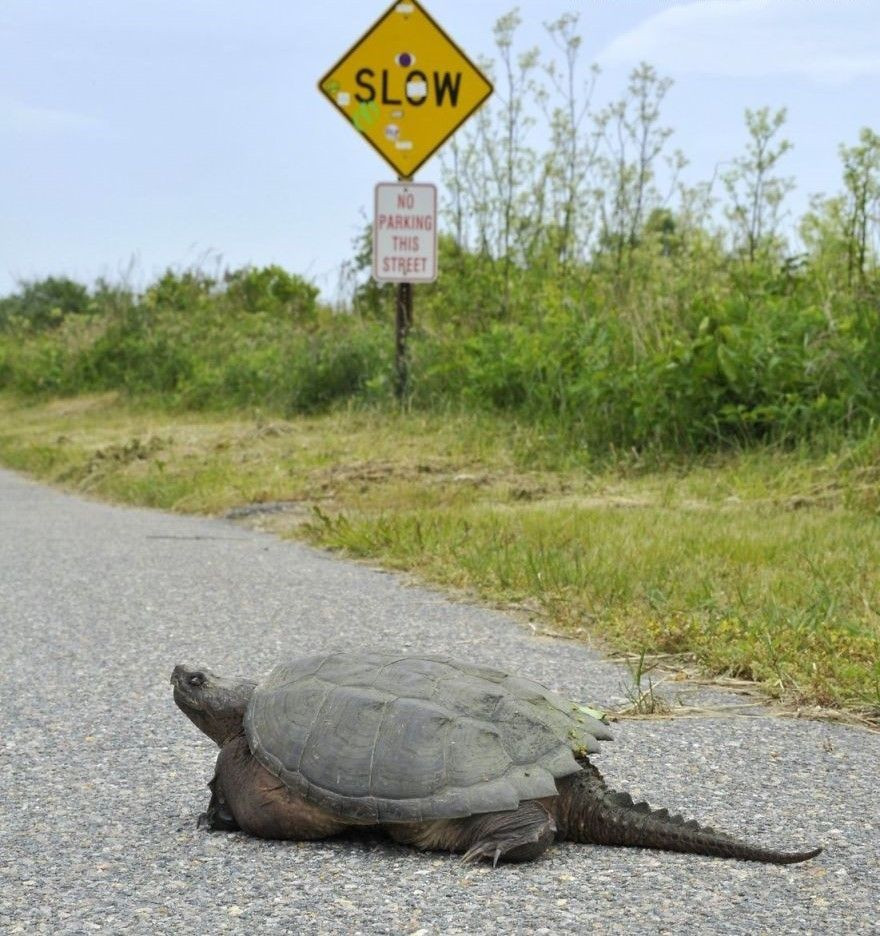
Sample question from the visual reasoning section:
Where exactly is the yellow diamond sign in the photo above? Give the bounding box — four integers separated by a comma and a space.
319, 1, 493, 178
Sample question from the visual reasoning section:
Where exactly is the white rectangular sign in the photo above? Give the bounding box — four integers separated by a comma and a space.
373, 182, 438, 283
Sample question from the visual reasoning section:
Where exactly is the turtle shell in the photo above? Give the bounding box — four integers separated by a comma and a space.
243, 651, 612, 823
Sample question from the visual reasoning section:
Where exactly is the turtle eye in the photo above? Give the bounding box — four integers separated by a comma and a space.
188, 673, 206, 688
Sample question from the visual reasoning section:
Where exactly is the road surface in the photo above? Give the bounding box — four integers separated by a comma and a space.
0, 467, 877, 934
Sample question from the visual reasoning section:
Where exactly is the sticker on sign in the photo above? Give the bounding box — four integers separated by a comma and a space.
373, 182, 437, 283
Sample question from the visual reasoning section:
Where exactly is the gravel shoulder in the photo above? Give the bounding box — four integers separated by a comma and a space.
1, 467, 877, 934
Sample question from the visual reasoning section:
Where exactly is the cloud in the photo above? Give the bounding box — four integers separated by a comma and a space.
597, 0, 880, 84
0, 96, 103, 136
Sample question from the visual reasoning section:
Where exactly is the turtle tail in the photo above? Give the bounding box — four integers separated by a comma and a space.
555, 762, 821, 865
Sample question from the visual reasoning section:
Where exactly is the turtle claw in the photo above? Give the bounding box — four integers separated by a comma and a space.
461, 842, 504, 867
199, 776, 240, 832
198, 805, 240, 832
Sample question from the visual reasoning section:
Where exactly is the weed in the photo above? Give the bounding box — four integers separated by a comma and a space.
618, 650, 673, 716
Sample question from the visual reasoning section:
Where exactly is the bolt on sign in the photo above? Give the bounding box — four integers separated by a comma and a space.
373, 182, 437, 283
318, 1, 493, 177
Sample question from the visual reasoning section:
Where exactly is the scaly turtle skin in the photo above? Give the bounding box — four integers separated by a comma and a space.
171, 651, 822, 865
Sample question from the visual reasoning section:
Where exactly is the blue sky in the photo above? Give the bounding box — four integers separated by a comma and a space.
1, 0, 877, 298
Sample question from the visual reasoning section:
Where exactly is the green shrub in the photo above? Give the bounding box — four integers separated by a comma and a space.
1, 259, 879, 456
223, 266, 318, 321
0, 277, 90, 332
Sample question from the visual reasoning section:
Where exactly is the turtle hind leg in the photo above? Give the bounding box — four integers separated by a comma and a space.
461, 802, 557, 866
390, 801, 556, 866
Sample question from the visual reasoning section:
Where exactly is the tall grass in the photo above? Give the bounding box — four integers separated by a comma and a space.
1, 255, 879, 456
413, 288, 880, 452
307, 497, 880, 712
0, 268, 390, 415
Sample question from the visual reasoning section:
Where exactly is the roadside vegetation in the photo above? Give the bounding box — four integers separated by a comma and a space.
1, 12, 878, 719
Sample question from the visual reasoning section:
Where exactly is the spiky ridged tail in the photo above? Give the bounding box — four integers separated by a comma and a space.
556, 763, 821, 865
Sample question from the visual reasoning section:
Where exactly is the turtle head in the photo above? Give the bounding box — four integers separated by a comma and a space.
171, 665, 257, 746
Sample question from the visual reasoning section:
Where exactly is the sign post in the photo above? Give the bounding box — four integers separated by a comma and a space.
318, 0, 492, 397
394, 278, 412, 399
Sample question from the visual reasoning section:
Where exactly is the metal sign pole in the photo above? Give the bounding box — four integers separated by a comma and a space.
394, 173, 413, 401
394, 280, 413, 400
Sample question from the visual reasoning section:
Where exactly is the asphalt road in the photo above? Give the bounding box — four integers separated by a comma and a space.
1, 466, 878, 934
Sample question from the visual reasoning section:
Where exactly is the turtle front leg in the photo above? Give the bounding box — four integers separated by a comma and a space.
198, 772, 241, 832
210, 734, 354, 841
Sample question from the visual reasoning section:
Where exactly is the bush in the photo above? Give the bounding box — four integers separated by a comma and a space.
1, 258, 879, 456
0, 266, 389, 413
412, 279, 880, 452
0, 277, 91, 332
223, 266, 318, 321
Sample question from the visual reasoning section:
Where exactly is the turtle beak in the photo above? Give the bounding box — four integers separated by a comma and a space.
171, 664, 206, 692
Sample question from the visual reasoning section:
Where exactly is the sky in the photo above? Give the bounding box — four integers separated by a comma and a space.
1, 0, 877, 299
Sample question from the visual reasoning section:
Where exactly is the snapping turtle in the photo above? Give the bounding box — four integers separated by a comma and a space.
171, 651, 821, 865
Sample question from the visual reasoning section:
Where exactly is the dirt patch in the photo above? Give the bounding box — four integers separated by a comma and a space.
89, 435, 167, 466
225, 501, 315, 534
43, 392, 120, 416
243, 421, 294, 441
224, 500, 307, 520
307, 459, 452, 492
